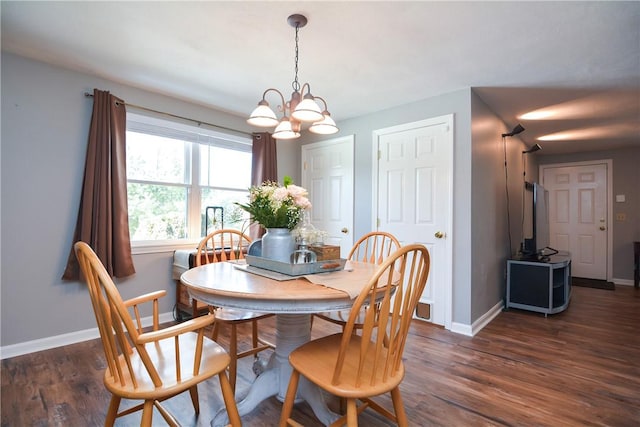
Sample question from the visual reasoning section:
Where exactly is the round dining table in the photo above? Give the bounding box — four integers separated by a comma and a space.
180, 260, 379, 426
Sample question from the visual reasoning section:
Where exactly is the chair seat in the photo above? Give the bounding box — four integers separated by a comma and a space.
75, 241, 241, 426
104, 332, 230, 399
282, 244, 428, 427
289, 333, 405, 398
213, 307, 273, 323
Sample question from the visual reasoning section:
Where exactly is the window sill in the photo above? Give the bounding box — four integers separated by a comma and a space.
131, 240, 199, 255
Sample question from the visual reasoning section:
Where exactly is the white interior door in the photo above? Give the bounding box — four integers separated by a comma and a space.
301, 136, 354, 257
541, 162, 609, 280
374, 115, 453, 328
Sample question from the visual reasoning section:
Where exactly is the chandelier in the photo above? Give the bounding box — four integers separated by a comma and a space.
247, 14, 338, 139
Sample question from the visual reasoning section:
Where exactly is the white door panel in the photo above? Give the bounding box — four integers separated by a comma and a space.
375, 116, 453, 328
542, 163, 608, 279
302, 136, 354, 257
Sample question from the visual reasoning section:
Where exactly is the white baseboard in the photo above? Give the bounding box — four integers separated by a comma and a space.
1, 312, 175, 360
612, 278, 634, 287
451, 299, 504, 337
450, 321, 473, 336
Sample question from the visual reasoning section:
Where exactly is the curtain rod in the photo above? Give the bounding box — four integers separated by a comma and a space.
84, 92, 253, 137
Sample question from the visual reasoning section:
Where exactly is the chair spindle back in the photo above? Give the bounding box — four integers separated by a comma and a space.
348, 231, 401, 265
332, 244, 430, 387
196, 229, 251, 266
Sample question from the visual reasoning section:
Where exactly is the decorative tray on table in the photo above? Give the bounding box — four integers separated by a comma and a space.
245, 255, 346, 276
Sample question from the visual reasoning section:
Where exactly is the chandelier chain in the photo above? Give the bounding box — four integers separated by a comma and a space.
247, 14, 338, 138
292, 24, 300, 93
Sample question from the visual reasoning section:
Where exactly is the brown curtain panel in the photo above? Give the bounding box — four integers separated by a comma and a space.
62, 89, 135, 280
249, 132, 278, 239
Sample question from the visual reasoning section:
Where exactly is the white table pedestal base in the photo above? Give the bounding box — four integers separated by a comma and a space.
212, 313, 340, 427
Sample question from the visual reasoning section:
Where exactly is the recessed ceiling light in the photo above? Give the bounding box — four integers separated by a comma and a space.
539, 123, 637, 141
519, 110, 557, 120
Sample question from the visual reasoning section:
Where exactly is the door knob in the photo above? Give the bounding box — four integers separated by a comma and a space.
341, 228, 349, 234
434, 231, 445, 239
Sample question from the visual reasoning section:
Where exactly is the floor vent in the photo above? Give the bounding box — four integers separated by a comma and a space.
415, 302, 431, 320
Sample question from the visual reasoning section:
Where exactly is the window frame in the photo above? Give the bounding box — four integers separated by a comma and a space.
126, 112, 252, 254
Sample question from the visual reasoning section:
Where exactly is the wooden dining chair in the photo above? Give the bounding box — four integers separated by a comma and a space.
314, 231, 401, 331
195, 229, 275, 393
280, 244, 430, 427
74, 241, 241, 427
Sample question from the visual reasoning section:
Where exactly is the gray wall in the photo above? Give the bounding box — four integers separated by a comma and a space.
1, 51, 564, 351
538, 148, 640, 281
469, 92, 531, 321
301, 89, 485, 327
0, 53, 293, 347
301, 90, 539, 327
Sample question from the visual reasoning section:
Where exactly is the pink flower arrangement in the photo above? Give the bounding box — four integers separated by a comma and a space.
236, 176, 311, 230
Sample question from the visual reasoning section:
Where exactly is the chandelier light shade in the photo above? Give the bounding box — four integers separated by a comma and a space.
309, 109, 338, 134
247, 101, 279, 127
247, 14, 338, 139
291, 95, 324, 122
273, 116, 300, 140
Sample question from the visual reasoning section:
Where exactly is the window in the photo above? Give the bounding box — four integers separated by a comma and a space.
126, 113, 252, 249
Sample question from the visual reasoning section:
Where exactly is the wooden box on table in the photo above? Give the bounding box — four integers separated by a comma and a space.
309, 244, 341, 261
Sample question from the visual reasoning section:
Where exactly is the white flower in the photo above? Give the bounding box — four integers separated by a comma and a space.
236, 178, 312, 230
272, 187, 290, 202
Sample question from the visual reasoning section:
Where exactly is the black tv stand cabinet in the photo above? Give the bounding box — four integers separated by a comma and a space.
506, 253, 571, 316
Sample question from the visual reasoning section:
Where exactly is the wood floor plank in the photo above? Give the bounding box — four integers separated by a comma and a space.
1, 285, 638, 426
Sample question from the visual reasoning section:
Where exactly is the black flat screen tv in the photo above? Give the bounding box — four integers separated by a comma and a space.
522, 182, 555, 260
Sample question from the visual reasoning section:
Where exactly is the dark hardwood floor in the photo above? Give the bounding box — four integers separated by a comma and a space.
2, 285, 639, 426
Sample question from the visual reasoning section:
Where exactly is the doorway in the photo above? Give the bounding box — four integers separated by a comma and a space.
540, 160, 612, 280
373, 115, 453, 328
301, 136, 355, 257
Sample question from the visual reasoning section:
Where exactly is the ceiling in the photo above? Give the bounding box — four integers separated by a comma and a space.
2, 1, 639, 155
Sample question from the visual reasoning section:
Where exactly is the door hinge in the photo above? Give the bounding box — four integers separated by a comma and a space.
378, 150, 381, 160
377, 218, 381, 227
